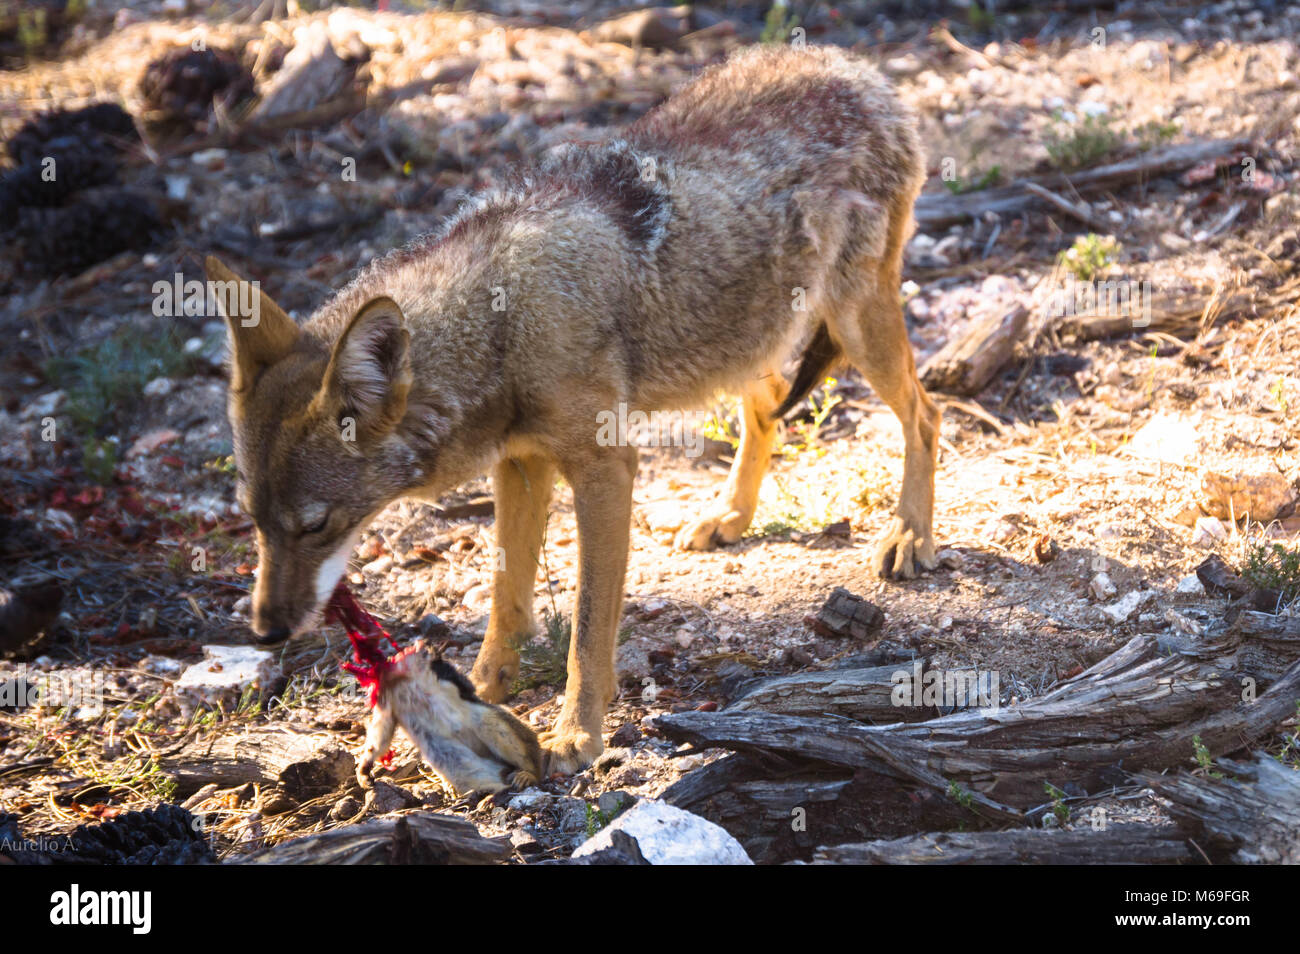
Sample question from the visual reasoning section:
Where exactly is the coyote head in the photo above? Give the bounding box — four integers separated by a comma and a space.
208, 256, 418, 643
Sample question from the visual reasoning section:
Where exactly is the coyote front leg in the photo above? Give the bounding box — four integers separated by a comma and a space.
472, 455, 556, 703
538, 446, 636, 774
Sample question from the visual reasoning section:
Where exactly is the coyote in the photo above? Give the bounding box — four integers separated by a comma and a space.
215, 44, 938, 773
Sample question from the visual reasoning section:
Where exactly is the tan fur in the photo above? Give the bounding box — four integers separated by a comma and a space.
217, 45, 938, 774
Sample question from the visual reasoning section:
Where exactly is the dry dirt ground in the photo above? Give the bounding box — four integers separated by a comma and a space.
1, 0, 1298, 861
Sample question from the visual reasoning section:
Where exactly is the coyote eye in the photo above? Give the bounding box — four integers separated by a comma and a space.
303, 512, 330, 536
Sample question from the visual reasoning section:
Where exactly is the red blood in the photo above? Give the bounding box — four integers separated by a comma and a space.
326, 582, 400, 708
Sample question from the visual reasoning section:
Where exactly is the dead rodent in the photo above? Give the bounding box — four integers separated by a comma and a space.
356, 641, 541, 798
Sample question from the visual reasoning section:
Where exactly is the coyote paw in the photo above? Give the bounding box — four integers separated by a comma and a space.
675, 509, 749, 551
470, 650, 519, 704
508, 768, 539, 790
356, 757, 376, 790
873, 516, 937, 580
538, 727, 603, 776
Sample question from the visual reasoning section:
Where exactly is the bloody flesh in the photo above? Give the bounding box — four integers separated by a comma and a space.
325, 582, 400, 709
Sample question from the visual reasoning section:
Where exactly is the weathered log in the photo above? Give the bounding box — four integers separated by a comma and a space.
810, 824, 1192, 865
727, 664, 933, 723
1054, 286, 1254, 344
913, 137, 1252, 229
660, 752, 973, 863
1231, 611, 1300, 685
656, 629, 1300, 810
919, 303, 1029, 395
1139, 755, 1300, 864
161, 726, 355, 800
241, 812, 510, 865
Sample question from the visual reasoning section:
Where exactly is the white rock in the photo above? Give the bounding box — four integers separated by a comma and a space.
461, 582, 490, 613
1127, 414, 1198, 465
1090, 571, 1118, 600
1175, 574, 1205, 595
616, 640, 652, 680
1100, 590, 1151, 624
175, 645, 280, 712
1191, 516, 1227, 547
42, 509, 76, 535
643, 502, 685, 533
143, 377, 175, 398
361, 555, 394, 577
571, 799, 752, 865
1165, 609, 1204, 636
21, 390, 65, 421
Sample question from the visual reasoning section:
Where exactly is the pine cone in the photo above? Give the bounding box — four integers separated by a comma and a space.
17, 187, 161, 276
138, 47, 255, 127
7, 102, 137, 166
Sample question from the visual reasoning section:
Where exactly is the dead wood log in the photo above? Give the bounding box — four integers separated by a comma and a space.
913, 137, 1252, 229
919, 303, 1029, 395
1139, 755, 1300, 864
656, 627, 1300, 811
660, 753, 972, 863
241, 812, 510, 865
1054, 285, 1254, 343
727, 664, 933, 723
810, 824, 1192, 865
1230, 611, 1300, 685
161, 726, 355, 800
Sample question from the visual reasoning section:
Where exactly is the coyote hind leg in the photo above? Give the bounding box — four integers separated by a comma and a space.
676, 367, 788, 550
834, 273, 939, 579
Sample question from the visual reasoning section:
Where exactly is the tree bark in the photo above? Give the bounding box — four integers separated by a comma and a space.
810, 824, 1192, 865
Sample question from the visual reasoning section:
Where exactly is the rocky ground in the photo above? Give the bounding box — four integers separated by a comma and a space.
1, 0, 1298, 862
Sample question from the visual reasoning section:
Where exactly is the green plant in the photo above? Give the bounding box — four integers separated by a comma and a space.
1044, 110, 1122, 169
752, 476, 832, 538
45, 326, 193, 435
966, 3, 996, 30
1045, 110, 1179, 171
1132, 119, 1178, 151
17, 8, 49, 55
947, 779, 975, 809
511, 609, 572, 692
852, 463, 897, 514
781, 377, 841, 460
701, 395, 741, 451
1057, 233, 1121, 281
1274, 702, 1300, 769
1271, 376, 1289, 416
1044, 782, 1070, 824
760, 1, 800, 44
943, 164, 1003, 195
1192, 734, 1224, 779
584, 803, 613, 837
1242, 541, 1300, 607
81, 437, 119, 485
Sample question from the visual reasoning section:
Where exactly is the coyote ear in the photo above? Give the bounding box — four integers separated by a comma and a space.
205, 255, 299, 392
320, 296, 412, 442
